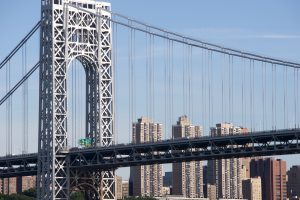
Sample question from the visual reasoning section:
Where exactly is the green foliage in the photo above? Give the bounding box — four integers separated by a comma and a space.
0, 188, 36, 200
70, 191, 85, 200
22, 188, 36, 198
123, 197, 157, 200
0, 193, 34, 200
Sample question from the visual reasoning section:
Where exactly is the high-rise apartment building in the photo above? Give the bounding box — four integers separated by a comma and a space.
16, 176, 36, 193
129, 117, 163, 197
242, 177, 262, 200
207, 122, 247, 199
287, 165, 300, 199
172, 115, 203, 198
241, 157, 251, 180
1, 176, 36, 195
206, 184, 217, 200
250, 158, 287, 200
122, 181, 129, 198
1, 177, 17, 194
116, 176, 123, 199
163, 172, 172, 187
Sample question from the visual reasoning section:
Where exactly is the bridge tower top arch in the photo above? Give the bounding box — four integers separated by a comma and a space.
38, 0, 114, 199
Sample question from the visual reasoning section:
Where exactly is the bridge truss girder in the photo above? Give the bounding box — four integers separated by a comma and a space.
1, 129, 299, 179
68, 129, 300, 169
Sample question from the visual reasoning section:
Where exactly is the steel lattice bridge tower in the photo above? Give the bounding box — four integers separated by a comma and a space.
1, 0, 300, 200
39, 0, 114, 199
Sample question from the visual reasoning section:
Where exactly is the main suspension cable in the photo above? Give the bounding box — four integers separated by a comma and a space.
0, 62, 40, 106
0, 21, 41, 70
71, 5, 300, 68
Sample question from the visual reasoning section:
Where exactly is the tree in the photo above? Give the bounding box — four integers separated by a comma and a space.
22, 188, 36, 198
123, 197, 157, 200
0, 193, 34, 200
70, 191, 85, 200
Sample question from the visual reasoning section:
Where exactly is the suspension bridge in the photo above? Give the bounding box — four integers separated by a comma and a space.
0, 0, 299, 199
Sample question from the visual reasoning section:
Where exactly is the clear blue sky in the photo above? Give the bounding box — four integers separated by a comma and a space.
0, 0, 300, 180
1, 0, 299, 62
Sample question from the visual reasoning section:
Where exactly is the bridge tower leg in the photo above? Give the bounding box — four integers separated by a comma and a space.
37, 0, 114, 199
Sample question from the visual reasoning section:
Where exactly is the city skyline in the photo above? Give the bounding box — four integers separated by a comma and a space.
0, 1, 299, 199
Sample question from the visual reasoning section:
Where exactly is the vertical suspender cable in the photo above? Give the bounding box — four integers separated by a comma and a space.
150, 31, 152, 121
229, 55, 232, 123
272, 64, 274, 130
163, 36, 166, 139
168, 40, 172, 138
164, 35, 168, 139
146, 29, 149, 123
252, 60, 255, 130
294, 68, 297, 128
284, 66, 287, 127
208, 50, 211, 127
151, 33, 154, 121
230, 55, 233, 123
148, 29, 151, 122
79, 62, 82, 141
201, 49, 205, 132
25, 43, 28, 152
22, 45, 25, 153
227, 55, 229, 123
130, 25, 133, 138
182, 42, 185, 115
149, 32, 152, 121
204, 49, 207, 129
207, 50, 210, 127
168, 38, 171, 137
222, 54, 225, 124
187, 45, 190, 119
113, 21, 118, 144
6, 62, 9, 154
128, 22, 132, 142
265, 62, 267, 130
231, 55, 234, 124
250, 59, 253, 131
6, 60, 12, 154
151, 34, 155, 121
131, 27, 134, 130
75, 60, 77, 145
22, 43, 29, 153
228, 55, 231, 124
133, 29, 136, 127
242, 57, 245, 127
261, 62, 265, 130
72, 60, 76, 145
286, 66, 288, 128
211, 51, 214, 126
296, 69, 300, 128
72, 61, 74, 146
190, 46, 193, 122
171, 41, 174, 137
188, 44, 190, 119
10, 60, 12, 154
274, 65, 277, 129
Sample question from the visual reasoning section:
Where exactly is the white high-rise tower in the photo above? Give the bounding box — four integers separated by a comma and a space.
172, 116, 204, 198
129, 117, 163, 197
